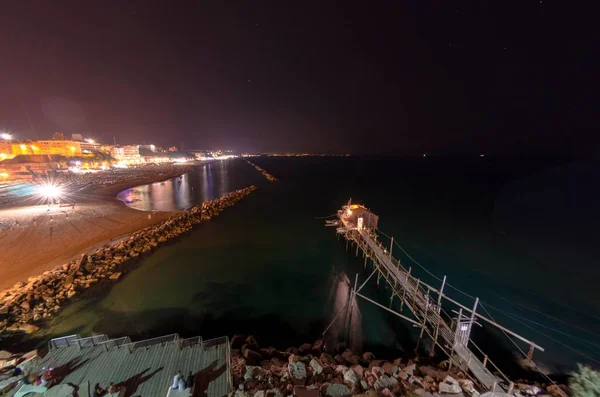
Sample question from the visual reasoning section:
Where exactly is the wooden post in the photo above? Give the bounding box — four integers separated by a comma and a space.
482, 355, 488, 367
508, 382, 514, 394
436, 276, 446, 313
406, 267, 412, 282
364, 254, 367, 268
415, 298, 429, 352
527, 343, 535, 360
465, 297, 479, 343
413, 279, 421, 309
390, 236, 394, 258
389, 277, 397, 308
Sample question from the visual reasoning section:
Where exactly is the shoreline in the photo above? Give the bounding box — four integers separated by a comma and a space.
0, 185, 258, 339
0, 166, 196, 294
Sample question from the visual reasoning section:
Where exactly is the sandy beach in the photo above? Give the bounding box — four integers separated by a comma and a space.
0, 169, 188, 293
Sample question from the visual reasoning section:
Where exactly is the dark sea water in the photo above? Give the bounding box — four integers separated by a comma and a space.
38, 156, 600, 374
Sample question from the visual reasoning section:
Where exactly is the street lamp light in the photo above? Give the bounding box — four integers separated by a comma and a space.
0, 133, 12, 140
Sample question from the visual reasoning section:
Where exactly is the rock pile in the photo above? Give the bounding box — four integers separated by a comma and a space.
0, 185, 258, 334
245, 159, 277, 182
229, 336, 570, 397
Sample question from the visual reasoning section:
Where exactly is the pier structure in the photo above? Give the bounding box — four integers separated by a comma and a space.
325, 201, 544, 392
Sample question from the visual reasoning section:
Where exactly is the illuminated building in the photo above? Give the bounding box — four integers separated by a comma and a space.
10, 139, 101, 157
52, 132, 66, 140
110, 145, 141, 164
71, 133, 83, 141
0, 141, 14, 160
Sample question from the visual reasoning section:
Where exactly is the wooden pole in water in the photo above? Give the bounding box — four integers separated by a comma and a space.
430, 275, 447, 357
390, 236, 394, 258
449, 307, 462, 372
415, 296, 429, 352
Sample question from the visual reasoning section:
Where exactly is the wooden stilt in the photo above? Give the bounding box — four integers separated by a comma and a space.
415, 298, 429, 352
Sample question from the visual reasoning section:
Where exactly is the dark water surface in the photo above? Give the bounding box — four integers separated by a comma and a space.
39, 157, 599, 373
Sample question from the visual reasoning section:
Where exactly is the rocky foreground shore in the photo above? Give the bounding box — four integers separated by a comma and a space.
229, 336, 570, 397
245, 159, 278, 182
0, 185, 258, 335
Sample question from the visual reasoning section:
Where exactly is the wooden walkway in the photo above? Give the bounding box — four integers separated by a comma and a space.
337, 212, 501, 390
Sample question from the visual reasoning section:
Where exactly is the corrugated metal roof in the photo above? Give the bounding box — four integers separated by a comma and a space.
26, 334, 230, 397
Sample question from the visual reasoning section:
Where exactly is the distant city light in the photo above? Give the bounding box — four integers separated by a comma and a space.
85, 138, 95, 144
35, 183, 65, 200
0, 133, 12, 140
0, 172, 9, 178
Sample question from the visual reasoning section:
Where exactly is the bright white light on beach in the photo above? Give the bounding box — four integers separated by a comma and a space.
36, 183, 64, 199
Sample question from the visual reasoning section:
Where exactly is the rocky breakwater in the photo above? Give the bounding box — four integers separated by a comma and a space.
0, 185, 258, 335
229, 336, 570, 397
245, 159, 277, 182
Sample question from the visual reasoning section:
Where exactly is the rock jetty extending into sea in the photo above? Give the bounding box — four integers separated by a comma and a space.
245, 159, 277, 182
229, 336, 569, 397
0, 185, 258, 335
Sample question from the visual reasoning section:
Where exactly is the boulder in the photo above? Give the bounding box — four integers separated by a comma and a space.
289, 362, 307, 385
480, 393, 511, 397
255, 391, 265, 397
343, 369, 359, 386
6, 323, 39, 334
335, 365, 349, 374
299, 343, 313, 355
458, 379, 478, 396
381, 362, 397, 376
334, 355, 349, 365
231, 335, 248, 348
324, 383, 352, 397
351, 365, 364, 380
309, 358, 323, 375
244, 366, 265, 381
289, 354, 300, 364
517, 384, 542, 396
320, 353, 336, 365
361, 352, 375, 365
370, 366, 384, 379
439, 375, 462, 394
373, 375, 398, 391
246, 335, 259, 346
311, 340, 323, 356
109, 272, 122, 280
265, 389, 283, 397
244, 348, 262, 365
293, 386, 320, 397
367, 360, 385, 369
286, 347, 299, 355
546, 385, 568, 397
414, 389, 436, 397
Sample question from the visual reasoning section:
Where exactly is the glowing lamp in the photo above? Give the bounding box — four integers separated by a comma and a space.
0, 172, 9, 178
0, 133, 11, 140
36, 183, 64, 200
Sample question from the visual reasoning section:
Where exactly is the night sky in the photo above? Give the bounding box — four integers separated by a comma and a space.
0, 1, 597, 155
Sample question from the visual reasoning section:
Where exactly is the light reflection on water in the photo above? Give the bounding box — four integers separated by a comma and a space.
116, 162, 234, 211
